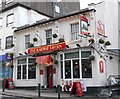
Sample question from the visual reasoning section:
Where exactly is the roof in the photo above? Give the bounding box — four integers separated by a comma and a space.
14, 8, 96, 32
1, 3, 53, 18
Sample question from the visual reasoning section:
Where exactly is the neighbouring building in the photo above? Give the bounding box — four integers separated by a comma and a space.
0, 1, 51, 84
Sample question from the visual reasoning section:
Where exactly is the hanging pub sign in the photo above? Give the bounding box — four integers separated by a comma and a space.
28, 42, 66, 55
99, 58, 105, 73
80, 15, 88, 35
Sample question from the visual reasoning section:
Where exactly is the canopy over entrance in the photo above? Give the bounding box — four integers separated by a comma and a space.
36, 55, 53, 66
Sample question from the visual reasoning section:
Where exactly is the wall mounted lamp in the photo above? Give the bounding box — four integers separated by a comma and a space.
24, 52, 28, 55
76, 44, 81, 47
66, 45, 69, 48
19, 53, 23, 55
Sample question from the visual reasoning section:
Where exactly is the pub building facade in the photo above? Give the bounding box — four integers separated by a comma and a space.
13, 8, 119, 94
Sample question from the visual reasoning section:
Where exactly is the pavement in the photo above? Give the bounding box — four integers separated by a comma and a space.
0, 88, 120, 99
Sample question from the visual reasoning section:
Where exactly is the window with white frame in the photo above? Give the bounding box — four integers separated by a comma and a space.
55, 5, 60, 14
5, 36, 13, 49
17, 59, 26, 79
46, 29, 52, 45
17, 58, 36, 80
28, 58, 36, 79
22, 65, 27, 79
71, 22, 79, 41
61, 51, 92, 79
0, 18, 2, 28
5, 0, 13, 4
81, 51, 92, 78
61, 52, 80, 79
25, 34, 30, 49
6, 13, 14, 27
17, 65, 21, 79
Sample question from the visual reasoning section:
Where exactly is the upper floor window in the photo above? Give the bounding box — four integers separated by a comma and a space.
6, 13, 14, 27
71, 22, 79, 41
0, 39, 1, 50
5, 0, 13, 4
55, 5, 60, 14
0, 18, 2, 28
25, 34, 30, 49
46, 29, 52, 45
5, 36, 13, 49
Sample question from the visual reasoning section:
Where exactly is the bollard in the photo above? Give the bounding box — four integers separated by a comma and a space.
57, 85, 60, 99
38, 83, 41, 97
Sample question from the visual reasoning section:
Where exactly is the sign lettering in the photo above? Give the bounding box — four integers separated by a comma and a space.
28, 42, 66, 55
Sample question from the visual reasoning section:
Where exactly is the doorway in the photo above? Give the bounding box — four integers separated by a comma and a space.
47, 66, 53, 89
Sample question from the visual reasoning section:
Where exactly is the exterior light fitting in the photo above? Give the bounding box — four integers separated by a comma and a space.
24, 52, 28, 55
19, 53, 23, 55
66, 45, 69, 48
76, 44, 81, 47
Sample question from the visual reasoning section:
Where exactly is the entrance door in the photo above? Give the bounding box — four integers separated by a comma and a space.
47, 66, 53, 89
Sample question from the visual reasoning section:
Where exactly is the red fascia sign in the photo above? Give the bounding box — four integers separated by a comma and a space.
28, 42, 66, 55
